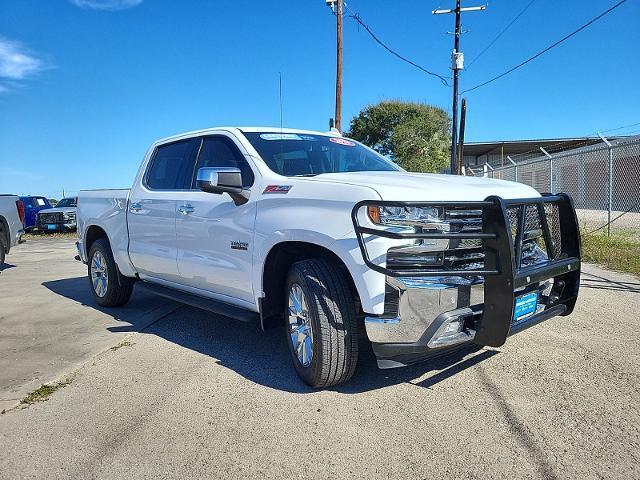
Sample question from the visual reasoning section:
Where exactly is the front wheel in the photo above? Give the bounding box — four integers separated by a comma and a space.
88, 238, 133, 307
285, 259, 359, 388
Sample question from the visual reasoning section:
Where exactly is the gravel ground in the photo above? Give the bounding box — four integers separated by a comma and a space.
1, 239, 639, 479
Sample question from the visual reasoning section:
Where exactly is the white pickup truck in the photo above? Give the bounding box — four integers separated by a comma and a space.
77, 127, 581, 387
0, 194, 25, 268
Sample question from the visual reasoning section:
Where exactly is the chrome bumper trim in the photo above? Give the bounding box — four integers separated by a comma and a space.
365, 276, 483, 344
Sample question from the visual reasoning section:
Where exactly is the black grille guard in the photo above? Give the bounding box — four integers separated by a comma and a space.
351, 193, 581, 347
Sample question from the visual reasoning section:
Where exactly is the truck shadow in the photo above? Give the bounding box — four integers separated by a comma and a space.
42, 277, 181, 331
0, 262, 16, 272
44, 276, 499, 394
581, 272, 640, 294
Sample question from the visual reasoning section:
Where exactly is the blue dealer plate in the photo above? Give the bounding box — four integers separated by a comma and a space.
514, 292, 538, 322
47, 224, 56, 230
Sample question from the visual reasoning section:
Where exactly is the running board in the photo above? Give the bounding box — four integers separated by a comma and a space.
138, 282, 259, 323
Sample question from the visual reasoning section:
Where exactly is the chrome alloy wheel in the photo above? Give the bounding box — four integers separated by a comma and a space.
288, 283, 313, 367
91, 251, 109, 298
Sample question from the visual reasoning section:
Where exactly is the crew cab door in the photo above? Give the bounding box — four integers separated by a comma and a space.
175, 134, 257, 307
127, 138, 199, 282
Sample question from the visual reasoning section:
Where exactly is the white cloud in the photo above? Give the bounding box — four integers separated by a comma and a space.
0, 38, 45, 80
69, 0, 143, 10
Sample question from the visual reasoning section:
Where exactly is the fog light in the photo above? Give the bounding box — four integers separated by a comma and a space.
441, 319, 463, 336
427, 310, 475, 348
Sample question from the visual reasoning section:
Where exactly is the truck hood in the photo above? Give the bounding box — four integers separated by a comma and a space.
39, 207, 76, 215
308, 171, 539, 201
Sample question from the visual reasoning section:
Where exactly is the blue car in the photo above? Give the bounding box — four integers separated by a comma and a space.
19, 196, 53, 231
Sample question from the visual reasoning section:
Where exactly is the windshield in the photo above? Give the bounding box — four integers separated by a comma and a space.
242, 132, 399, 176
56, 198, 77, 208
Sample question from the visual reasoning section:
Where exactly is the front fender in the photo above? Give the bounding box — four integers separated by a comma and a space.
253, 191, 388, 315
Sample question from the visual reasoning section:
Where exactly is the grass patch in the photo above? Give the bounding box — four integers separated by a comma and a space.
22, 231, 77, 240
110, 340, 135, 351
582, 233, 640, 276
21, 380, 71, 405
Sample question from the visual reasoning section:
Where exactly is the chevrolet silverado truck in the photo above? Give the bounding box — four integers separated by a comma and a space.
37, 196, 77, 232
0, 194, 25, 268
76, 127, 581, 387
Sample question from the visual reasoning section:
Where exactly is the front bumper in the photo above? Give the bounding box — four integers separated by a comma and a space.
366, 276, 560, 368
36, 220, 77, 231
354, 194, 581, 369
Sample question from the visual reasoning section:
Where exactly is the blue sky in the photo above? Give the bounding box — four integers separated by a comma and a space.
0, 0, 638, 198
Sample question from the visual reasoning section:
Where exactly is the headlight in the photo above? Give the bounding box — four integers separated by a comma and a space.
364, 204, 485, 272
367, 205, 442, 227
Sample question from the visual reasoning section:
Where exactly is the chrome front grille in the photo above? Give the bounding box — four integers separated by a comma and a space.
385, 203, 563, 273
507, 204, 562, 267
39, 212, 63, 224
441, 208, 485, 271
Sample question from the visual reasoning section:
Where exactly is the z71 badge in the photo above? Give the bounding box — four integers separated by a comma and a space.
263, 185, 292, 194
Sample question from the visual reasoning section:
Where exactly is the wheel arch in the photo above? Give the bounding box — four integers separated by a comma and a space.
85, 225, 135, 287
260, 241, 362, 330
84, 224, 109, 258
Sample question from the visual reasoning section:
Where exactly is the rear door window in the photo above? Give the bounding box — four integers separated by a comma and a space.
190, 136, 254, 188
146, 139, 198, 190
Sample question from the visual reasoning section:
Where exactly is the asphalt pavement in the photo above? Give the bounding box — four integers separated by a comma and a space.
1, 237, 639, 479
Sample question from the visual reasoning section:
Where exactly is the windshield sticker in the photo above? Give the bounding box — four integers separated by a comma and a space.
263, 185, 292, 194
329, 137, 355, 147
299, 135, 318, 141
260, 133, 302, 141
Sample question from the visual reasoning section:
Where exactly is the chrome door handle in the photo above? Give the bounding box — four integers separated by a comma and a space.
129, 202, 142, 213
178, 204, 195, 214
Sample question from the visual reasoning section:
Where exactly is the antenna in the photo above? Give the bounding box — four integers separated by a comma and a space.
278, 72, 283, 134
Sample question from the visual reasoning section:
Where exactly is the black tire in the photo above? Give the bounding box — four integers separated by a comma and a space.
88, 238, 133, 307
285, 258, 359, 388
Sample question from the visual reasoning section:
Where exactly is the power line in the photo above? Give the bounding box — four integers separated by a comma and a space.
585, 202, 640, 236
465, 0, 537, 71
600, 121, 640, 134
341, 6, 450, 86
462, 0, 628, 94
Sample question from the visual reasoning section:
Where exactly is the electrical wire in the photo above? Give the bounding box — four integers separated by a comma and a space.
338, 4, 450, 86
585, 202, 640, 236
599, 121, 640, 134
462, 0, 628, 94
465, 0, 537, 71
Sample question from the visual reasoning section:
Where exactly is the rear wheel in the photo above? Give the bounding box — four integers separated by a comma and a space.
285, 259, 359, 388
88, 238, 133, 307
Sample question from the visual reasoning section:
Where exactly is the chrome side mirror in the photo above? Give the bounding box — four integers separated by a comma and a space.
196, 167, 248, 205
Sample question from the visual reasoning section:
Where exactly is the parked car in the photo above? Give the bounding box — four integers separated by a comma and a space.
37, 197, 77, 232
76, 127, 581, 388
19, 196, 53, 231
0, 194, 25, 268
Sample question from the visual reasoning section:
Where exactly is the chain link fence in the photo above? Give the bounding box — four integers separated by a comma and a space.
465, 136, 640, 239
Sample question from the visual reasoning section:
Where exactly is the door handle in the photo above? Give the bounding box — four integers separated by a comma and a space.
129, 202, 142, 213
178, 204, 195, 214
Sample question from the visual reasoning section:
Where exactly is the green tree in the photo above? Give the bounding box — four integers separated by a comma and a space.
347, 100, 451, 173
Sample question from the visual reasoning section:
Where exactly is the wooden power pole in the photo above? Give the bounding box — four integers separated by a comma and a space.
433, 2, 485, 173
335, 0, 343, 132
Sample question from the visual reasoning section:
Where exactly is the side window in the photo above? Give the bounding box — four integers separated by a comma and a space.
146, 139, 195, 190
192, 136, 254, 188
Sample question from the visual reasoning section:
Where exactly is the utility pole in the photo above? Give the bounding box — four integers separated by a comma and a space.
433, 2, 485, 173
335, 0, 343, 132
327, 0, 343, 131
